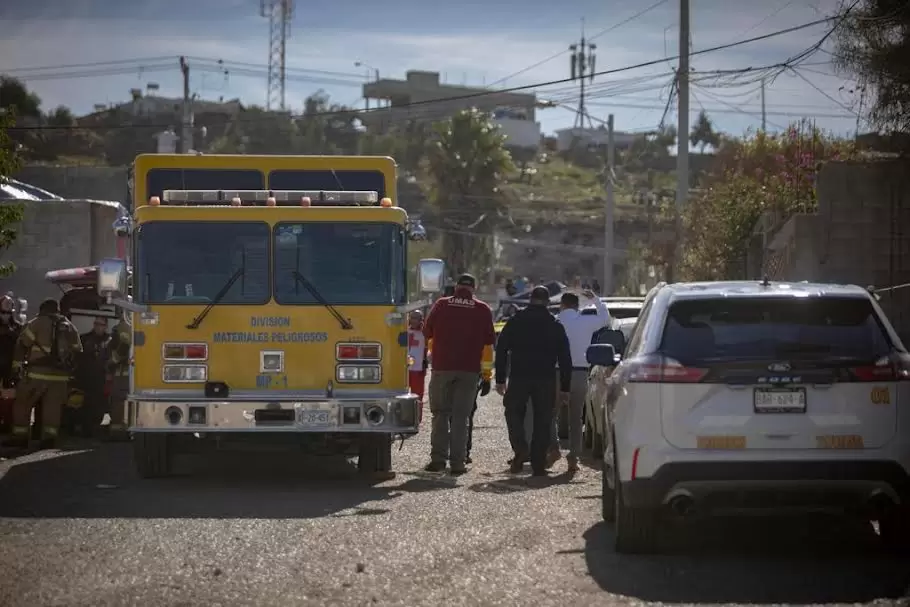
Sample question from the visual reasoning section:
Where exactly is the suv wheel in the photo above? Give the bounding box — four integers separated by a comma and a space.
613, 457, 657, 554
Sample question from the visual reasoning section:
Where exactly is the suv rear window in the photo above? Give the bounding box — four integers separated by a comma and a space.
660, 296, 893, 363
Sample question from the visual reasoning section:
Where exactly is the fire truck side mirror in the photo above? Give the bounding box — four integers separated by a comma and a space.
406, 218, 427, 241
97, 258, 129, 299
416, 258, 445, 294
112, 215, 133, 238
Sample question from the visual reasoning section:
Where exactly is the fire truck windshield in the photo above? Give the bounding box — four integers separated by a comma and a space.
274, 222, 405, 306
136, 221, 270, 305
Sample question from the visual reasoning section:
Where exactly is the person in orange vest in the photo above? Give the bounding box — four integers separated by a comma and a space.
407, 310, 429, 425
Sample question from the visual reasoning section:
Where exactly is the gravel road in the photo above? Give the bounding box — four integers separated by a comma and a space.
1, 390, 909, 607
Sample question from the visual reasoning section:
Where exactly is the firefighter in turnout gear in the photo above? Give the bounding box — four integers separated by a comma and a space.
0, 295, 23, 434
106, 314, 130, 440
5, 298, 82, 449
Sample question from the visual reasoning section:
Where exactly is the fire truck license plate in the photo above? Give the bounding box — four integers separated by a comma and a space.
295, 404, 337, 428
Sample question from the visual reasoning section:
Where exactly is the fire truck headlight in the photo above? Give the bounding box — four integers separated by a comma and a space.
162, 364, 208, 383
336, 365, 381, 383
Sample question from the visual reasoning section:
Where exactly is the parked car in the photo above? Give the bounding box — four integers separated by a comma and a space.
584, 292, 656, 453
602, 297, 645, 324
587, 280, 910, 554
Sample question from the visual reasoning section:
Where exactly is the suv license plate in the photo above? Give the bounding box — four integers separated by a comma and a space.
754, 387, 806, 414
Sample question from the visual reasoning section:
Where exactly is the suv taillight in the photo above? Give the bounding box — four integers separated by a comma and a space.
852, 354, 910, 382
626, 355, 707, 383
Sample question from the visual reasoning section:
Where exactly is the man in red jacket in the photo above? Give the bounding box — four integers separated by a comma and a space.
423, 273, 495, 475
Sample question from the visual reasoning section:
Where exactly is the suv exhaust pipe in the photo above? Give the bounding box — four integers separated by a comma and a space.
667, 494, 695, 518
868, 491, 898, 518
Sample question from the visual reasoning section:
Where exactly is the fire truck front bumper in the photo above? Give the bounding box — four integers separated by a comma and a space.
127, 393, 420, 434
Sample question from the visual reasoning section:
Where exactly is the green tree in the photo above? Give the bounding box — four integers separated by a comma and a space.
298, 92, 362, 154
623, 125, 675, 172
0, 76, 41, 118
834, 0, 910, 135
690, 110, 720, 152
655, 123, 677, 149
29, 104, 98, 161
0, 109, 26, 278
678, 122, 856, 280
425, 108, 513, 276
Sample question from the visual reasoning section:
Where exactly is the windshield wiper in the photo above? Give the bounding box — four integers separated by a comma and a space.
186, 267, 245, 329
291, 270, 354, 330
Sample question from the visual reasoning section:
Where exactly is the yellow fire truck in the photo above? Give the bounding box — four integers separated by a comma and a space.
97, 153, 444, 478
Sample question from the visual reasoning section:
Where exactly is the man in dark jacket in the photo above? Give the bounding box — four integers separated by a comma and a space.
495, 286, 572, 476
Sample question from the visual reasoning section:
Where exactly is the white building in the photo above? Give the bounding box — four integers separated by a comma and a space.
492, 107, 541, 150
555, 126, 639, 152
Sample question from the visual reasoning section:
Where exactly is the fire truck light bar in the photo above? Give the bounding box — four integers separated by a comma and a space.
161, 190, 381, 206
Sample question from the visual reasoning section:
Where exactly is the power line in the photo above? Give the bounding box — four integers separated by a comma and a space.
7, 64, 177, 82
487, 0, 670, 87
788, 67, 857, 115
5, 58, 366, 85
585, 98, 852, 120
609, 91, 845, 111
6, 16, 845, 132
692, 85, 787, 129
731, 0, 798, 40
1, 56, 177, 74
7, 16, 836, 94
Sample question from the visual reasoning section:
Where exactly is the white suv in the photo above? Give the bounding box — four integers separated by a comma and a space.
585, 280, 910, 554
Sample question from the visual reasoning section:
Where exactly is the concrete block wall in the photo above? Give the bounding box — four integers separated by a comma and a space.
15, 165, 128, 206
815, 160, 910, 341
1, 199, 121, 305
769, 159, 910, 342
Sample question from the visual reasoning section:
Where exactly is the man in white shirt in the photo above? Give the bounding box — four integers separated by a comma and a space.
556, 289, 611, 472
154, 128, 179, 154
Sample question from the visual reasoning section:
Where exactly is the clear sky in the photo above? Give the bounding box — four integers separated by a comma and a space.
0, 0, 860, 138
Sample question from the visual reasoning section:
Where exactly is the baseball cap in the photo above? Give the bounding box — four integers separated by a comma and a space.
456, 273, 476, 288
529, 286, 550, 304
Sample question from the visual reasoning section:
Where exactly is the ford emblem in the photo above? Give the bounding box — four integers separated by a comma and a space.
768, 362, 791, 372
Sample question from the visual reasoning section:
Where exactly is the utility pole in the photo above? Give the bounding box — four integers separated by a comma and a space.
672, 0, 690, 282
604, 114, 615, 295
760, 77, 767, 131
569, 20, 596, 129
179, 56, 193, 154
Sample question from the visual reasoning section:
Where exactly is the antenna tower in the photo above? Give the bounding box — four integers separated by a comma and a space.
569, 19, 596, 129
260, 0, 293, 111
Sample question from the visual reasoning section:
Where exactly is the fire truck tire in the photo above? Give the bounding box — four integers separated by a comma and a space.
357, 433, 393, 474
133, 433, 173, 478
